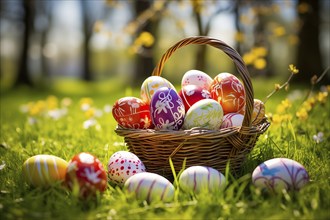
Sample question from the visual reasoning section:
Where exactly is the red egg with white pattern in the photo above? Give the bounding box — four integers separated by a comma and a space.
107, 151, 146, 187
179, 85, 211, 112
65, 152, 107, 197
112, 97, 152, 129
210, 73, 246, 114
220, 113, 244, 129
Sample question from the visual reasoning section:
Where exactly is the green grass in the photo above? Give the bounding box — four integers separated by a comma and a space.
0, 78, 329, 220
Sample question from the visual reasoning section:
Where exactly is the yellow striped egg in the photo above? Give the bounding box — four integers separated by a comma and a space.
140, 76, 176, 104
22, 155, 68, 187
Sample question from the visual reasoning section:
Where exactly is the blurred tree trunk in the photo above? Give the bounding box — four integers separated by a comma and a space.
296, 0, 323, 83
133, 0, 155, 87
192, 2, 233, 71
40, 3, 51, 79
80, 0, 93, 81
14, 0, 34, 87
192, 1, 207, 71
233, 1, 241, 55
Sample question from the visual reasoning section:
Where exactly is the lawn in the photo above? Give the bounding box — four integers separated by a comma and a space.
0, 77, 329, 219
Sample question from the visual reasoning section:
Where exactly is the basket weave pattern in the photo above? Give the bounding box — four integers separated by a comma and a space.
115, 36, 270, 180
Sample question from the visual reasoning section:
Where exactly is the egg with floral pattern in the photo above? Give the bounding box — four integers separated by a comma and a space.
141, 76, 176, 104
65, 152, 107, 197
150, 87, 185, 130
181, 70, 213, 90
112, 97, 152, 129
179, 85, 211, 112
183, 99, 223, 130
107, 151, 146, 187
220, 113, 244, 129
252, 158, 309, 193
210, 72, 246, 114
238, 99, 265, 125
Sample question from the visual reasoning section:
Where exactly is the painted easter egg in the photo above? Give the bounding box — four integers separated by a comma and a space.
107, 151, 146, 186
65, 152, 107, 197
220, 113, 244, 129
150, 87, 185, 130
112, 97, 152, 129
141, 76, 176, 104
181, 69, 213, 90
252, 158, 309, 193
124, 172, 175, 203
179, 85, 211, 112
183, 99, 223, 130
210, 72, 246, 114
179, 166, 226, 194
22, 155, 68, 187
238, 99, 266, 125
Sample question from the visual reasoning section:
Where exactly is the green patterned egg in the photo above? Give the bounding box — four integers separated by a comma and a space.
22, 155, 68, 187
183, 99, 223, 130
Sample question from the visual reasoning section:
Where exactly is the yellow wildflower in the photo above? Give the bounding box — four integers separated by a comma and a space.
276, 99, 292, 113
253, 58, 267, 70
273, 26, 286, 37
46, 95, 58, 110
296, 108, 308, 120
29, 101, 46, 116
302, 101, 312, 112
252, 47, 267, 57
80, 97, 93, 106
243, 52, 255, 65
85, 108, 96, 119
316, 92, 328, 104
289, 64, 299, 74
135, 32, 154, 47
306, 97, 316, 107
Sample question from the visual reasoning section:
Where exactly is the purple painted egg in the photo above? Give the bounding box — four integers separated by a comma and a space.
252, 158, 309, 193
150, 87, 185, 130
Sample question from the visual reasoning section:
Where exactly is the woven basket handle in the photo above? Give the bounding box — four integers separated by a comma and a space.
151, 36, 254, 128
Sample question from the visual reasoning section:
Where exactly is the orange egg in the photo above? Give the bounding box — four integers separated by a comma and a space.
210, 73, 246, 114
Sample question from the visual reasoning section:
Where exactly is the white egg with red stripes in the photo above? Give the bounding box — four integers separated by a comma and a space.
179, 166, 226, 194
22, 154, 68, 187
124, 172, 175, 203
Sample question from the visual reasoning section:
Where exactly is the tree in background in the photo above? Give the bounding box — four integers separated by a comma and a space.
296, 0, 324, 83
191, 1, 234, 71
14, 0, 35, 87
80, 0, 94, 81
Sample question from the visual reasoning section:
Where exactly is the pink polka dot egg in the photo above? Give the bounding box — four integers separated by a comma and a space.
107, 151, 146, 186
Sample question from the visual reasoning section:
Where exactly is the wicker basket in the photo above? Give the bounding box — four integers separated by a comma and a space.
115, 36, 270, 180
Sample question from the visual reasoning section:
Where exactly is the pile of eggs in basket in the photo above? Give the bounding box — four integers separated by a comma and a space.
112, 70, 266, 131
